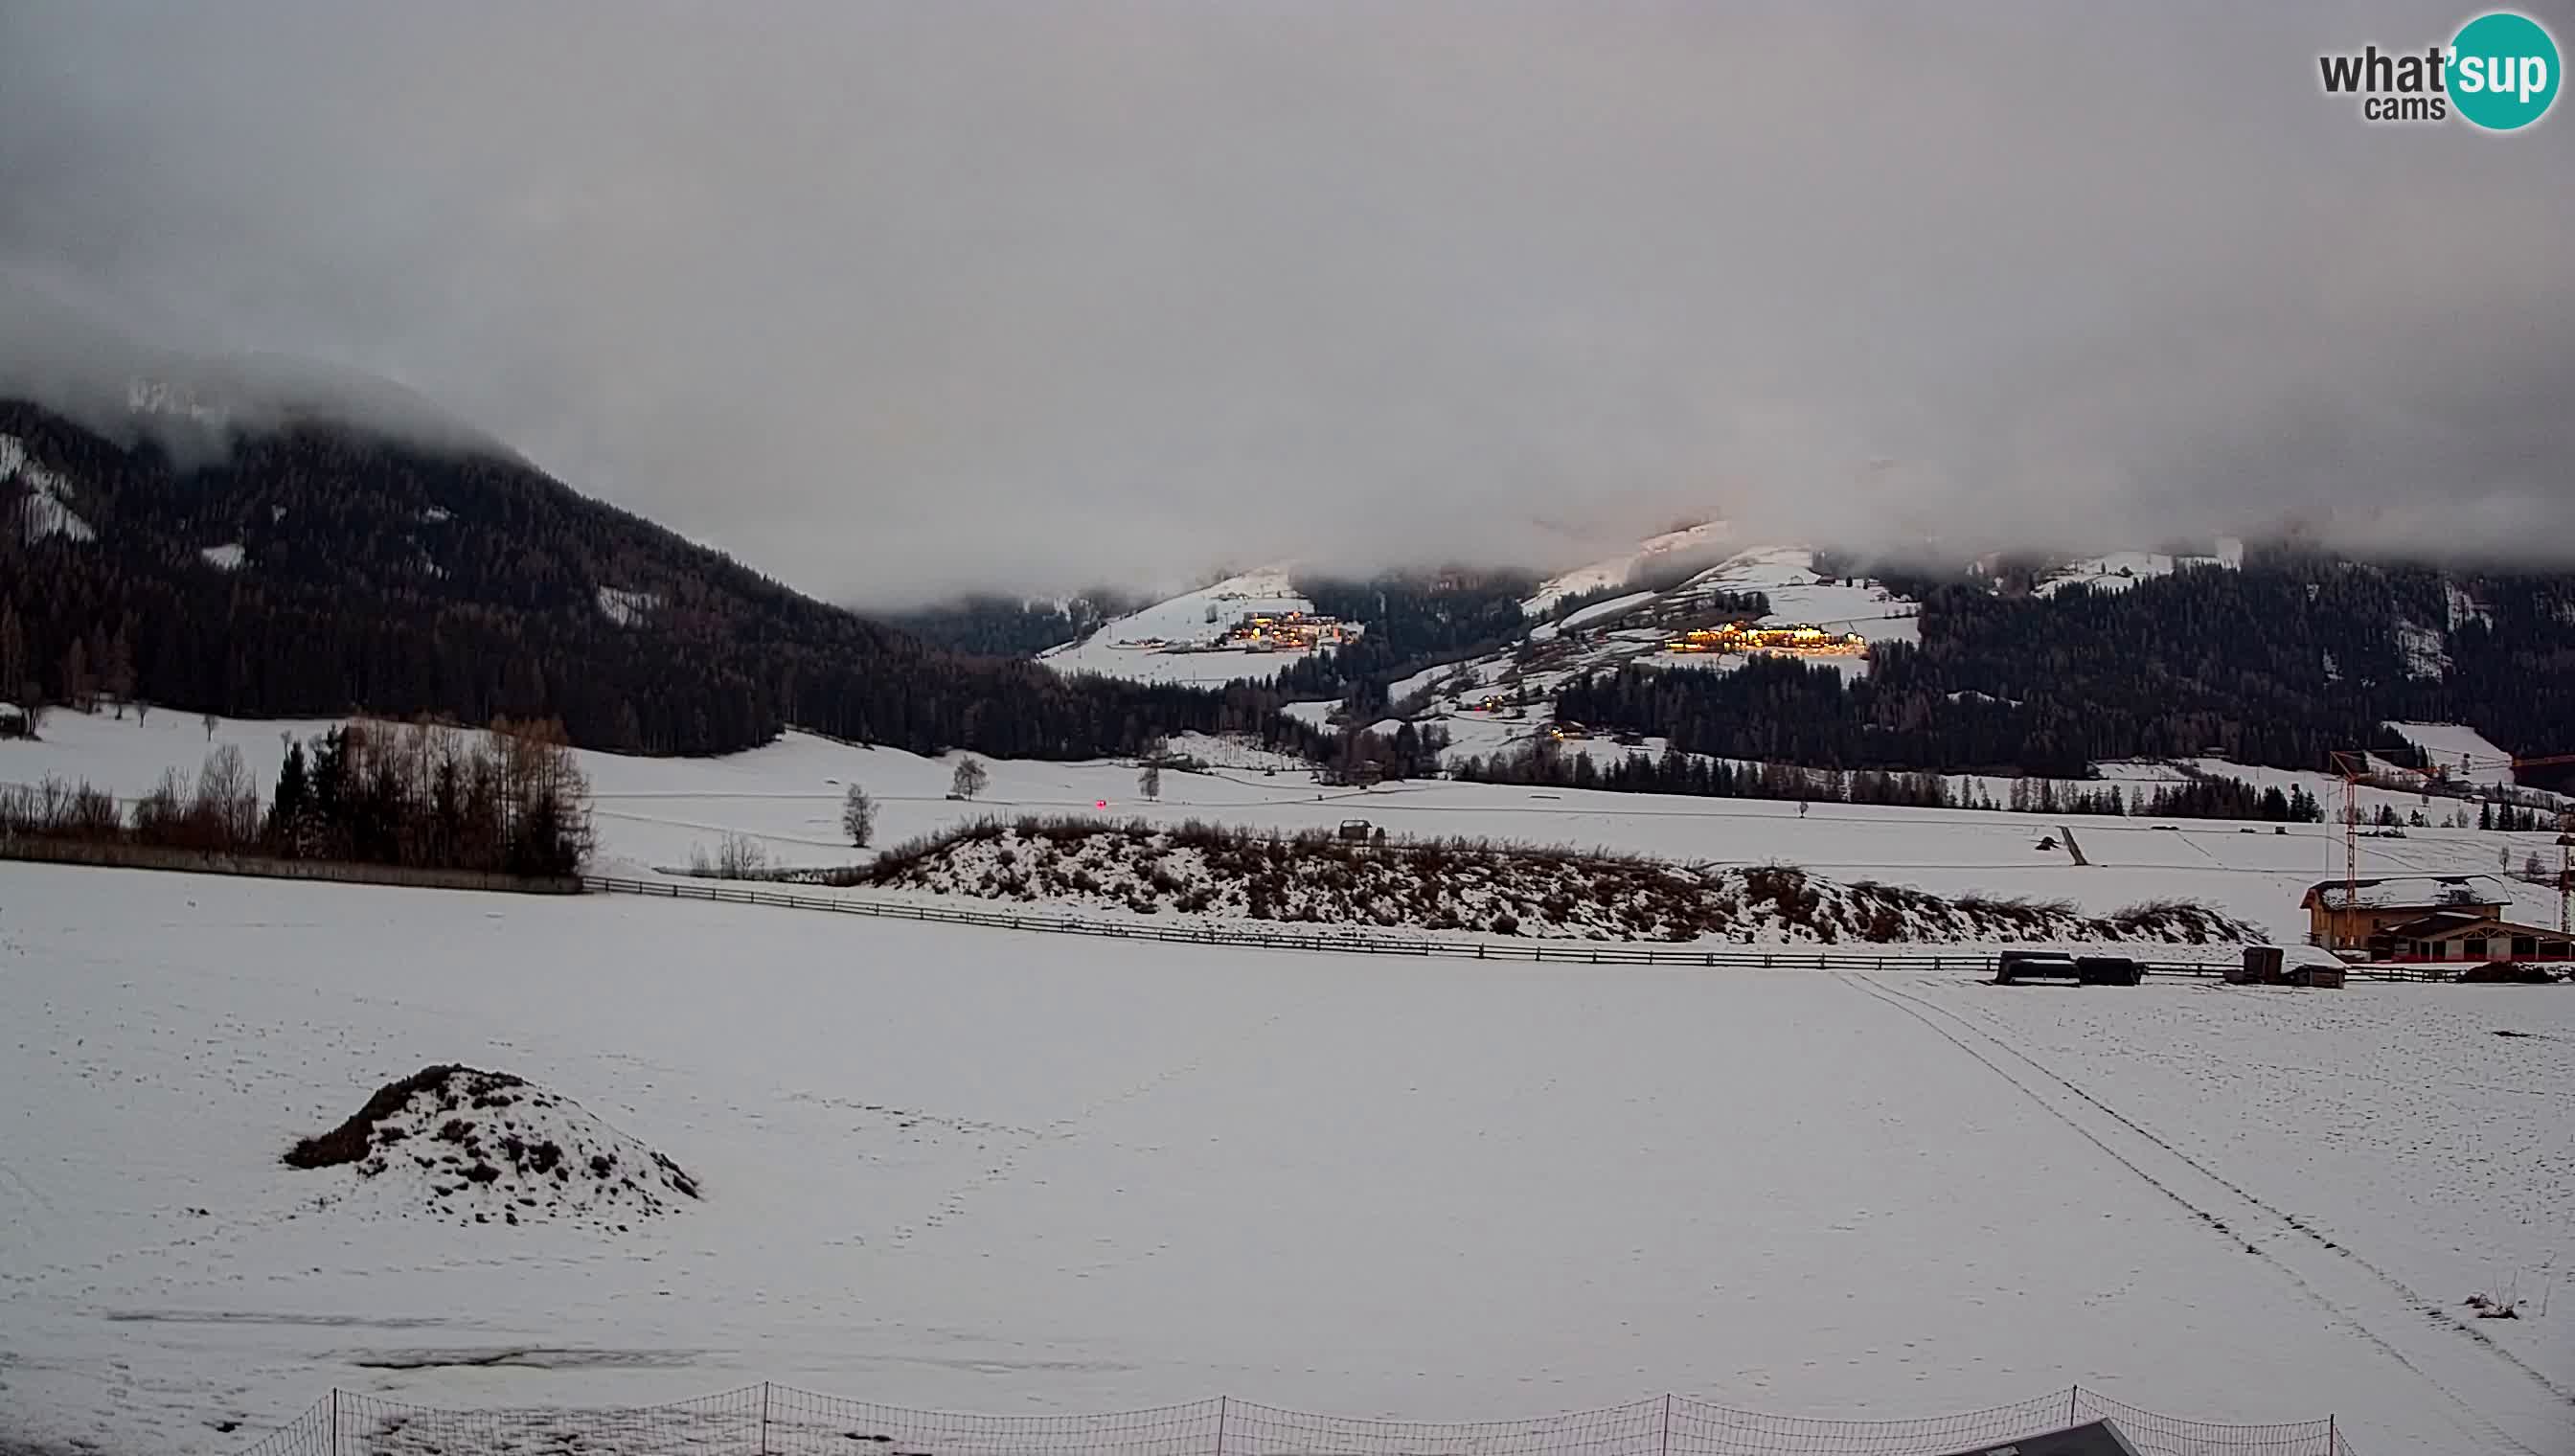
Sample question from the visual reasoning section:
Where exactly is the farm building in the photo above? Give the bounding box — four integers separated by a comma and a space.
2365, 908, 2571, 965
2297, 875, 2509, 952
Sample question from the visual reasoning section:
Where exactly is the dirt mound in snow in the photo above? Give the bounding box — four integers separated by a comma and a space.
285, 1066, 698, 1230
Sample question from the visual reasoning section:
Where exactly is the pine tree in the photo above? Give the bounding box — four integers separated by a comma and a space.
268, 742, 311, 854
0, 604, 22, 704
104, 630, 135, 717
62, 638, 93, 711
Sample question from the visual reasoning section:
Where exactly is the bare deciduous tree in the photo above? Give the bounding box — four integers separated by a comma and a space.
1138, 761, 1162, 802
690, 832, 770, 878
195, 744, 261, 849
949, 756, 989, 801
841, 784, 877, 847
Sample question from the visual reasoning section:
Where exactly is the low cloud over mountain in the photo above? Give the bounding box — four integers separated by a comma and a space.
5, 3, 2569, 601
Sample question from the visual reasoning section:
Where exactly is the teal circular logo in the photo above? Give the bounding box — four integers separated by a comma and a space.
2450, 11, 2560, 130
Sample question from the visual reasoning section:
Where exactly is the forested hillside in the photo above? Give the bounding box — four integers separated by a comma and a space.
0, 399, 1314, 759
1553, 553, 2575, 785
882, 591, 1143, 657
1270, 568, 1538, 708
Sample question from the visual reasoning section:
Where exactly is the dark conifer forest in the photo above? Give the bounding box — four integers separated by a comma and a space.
1546, 557, 2575, 788
0, 399, 1317, 760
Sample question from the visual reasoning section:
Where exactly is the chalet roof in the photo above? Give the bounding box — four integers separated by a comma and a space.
2299, 874, 2509, 912
2376, 910, 2569, 942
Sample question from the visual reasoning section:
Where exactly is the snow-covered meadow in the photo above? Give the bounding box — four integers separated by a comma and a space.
10, 709, 2567, 944
0, 864, 2567, 1456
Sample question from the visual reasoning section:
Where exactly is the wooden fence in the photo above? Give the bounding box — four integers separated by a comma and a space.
579, 875, 2460, 979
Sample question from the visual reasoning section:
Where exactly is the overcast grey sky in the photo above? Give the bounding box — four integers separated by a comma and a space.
3, 2, 2569, 603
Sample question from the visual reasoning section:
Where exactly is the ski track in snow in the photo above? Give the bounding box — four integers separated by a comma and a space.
1845, 977, 2572, 1456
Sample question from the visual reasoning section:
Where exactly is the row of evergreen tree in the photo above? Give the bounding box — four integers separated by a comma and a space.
1447, 740, 2335, 823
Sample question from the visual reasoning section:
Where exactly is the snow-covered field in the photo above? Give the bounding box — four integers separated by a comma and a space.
2389, 723, 2518, 787
0, 864, 2566, 1456
10, 710, 2570, 944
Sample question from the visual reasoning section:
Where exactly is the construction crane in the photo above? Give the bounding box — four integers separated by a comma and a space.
2328, 747, 2575, 938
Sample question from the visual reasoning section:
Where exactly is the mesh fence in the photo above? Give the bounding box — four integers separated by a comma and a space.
1225, 1396, 1663, 1456
231, 1385, 2351, 1456
762, 1391, 1225, 1456
2070, 1389, 2339, 1456
235, 1394, 334, 1456
1666, 1390, 2076, 1455
340, 1385, 763, 1456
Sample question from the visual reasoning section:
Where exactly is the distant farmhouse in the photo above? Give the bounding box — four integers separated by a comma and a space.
2299, 875, 2570, 963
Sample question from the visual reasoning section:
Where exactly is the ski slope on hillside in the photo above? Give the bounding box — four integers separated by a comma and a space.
0, 866, 2564, 1456
1518, 521, 1732, 617
11, 710, 2570, 942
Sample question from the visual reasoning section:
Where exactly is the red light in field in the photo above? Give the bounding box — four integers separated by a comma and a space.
1095, 799, 1109, 809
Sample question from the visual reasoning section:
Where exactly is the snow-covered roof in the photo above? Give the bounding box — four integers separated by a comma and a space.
2376, 907, 2564, 940
2300, 874, 2509, 912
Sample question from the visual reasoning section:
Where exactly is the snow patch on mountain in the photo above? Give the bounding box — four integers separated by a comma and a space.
2393, 621, 2448, 679
598, 585, 659, 626
2, 430, 97, 543
2444, 582, 2493, 632
199, 543, 246, 571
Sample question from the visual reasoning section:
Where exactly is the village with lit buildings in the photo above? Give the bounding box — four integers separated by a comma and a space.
1205, 609, 1358, 653
1662, 621, 1868, 658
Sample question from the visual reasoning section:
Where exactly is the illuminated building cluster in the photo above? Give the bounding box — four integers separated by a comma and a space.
1663, 621, 1867, 657
1213, 610, 1357, 652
